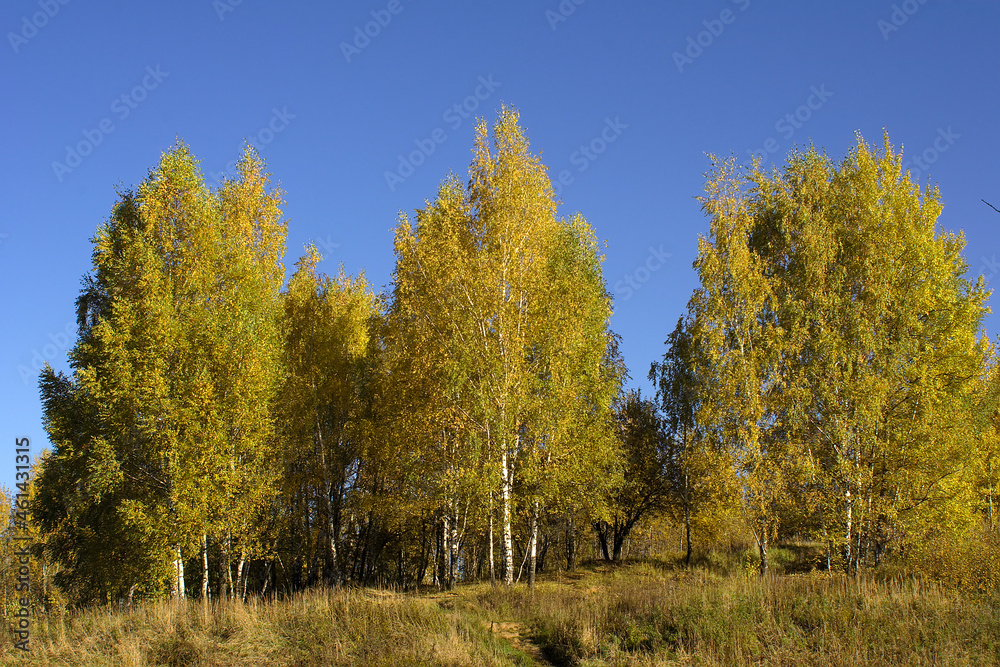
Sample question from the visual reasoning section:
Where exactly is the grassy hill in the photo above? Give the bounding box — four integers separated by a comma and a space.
4, 552, 999, 666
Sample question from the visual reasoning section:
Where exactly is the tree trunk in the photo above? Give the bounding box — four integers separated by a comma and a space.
174, 545, 186, 598
322, 467, 341, 585
327, 504, 341, 585
261, 560, 272, 598
449, 502, 460, 588
488, 508, 495, 584
595, 523, 612, 562
684, 476, 693, 567
501, 447, 514, 585
759, 537, 768, 576
528, 503, 539, 588
417, 518, 431, 586
221, 535, 233, 599
235, 551, 247, 601
202, 534, 210, 604
538, 533, 550, 572
612, 524, 625, 562
430, 521, 439, 587
844, 488, 853, 575
565, 515, 576, 571
443, 512, 452, 590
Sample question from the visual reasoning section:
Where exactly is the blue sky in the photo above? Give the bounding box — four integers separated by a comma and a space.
2, 0, 999, 491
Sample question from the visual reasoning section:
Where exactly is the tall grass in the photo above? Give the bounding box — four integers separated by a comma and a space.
3, 556, 998, 666
487, 563, 1000, 666
0, 588, 531, 666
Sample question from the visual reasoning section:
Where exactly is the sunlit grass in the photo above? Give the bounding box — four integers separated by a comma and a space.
3, 553, 998, 666
483, 561, 1000, 666
1, 587, 532, 666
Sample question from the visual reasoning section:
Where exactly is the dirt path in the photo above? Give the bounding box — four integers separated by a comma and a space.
490, 620, 554, 666
423, 590, 554, 664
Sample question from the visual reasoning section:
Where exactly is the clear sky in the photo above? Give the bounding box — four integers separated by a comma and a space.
2, 0, 999, 491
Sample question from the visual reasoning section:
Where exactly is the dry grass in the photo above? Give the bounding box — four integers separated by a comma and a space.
478, 562, 1000, 666
0, 588, 532, 666
3, 557, 998, 666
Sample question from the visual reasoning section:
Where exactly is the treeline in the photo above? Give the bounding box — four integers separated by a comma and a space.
25, 109, 1000, 607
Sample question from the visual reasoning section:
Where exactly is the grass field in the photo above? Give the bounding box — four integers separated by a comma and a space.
3, 550, 999, 666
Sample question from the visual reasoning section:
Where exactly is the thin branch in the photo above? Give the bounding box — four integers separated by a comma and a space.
983, 199, 1000, 214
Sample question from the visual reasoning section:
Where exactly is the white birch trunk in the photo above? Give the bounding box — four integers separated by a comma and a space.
501, 447, 514, 585
488, 500, 495, 584
173, 546, 186, 598
442, 512, 451, 589
235, 551, 246, 602
202, 534, 210, 604
449, 504, 460, 588
528, 502, 538, 587
844, 487, 853, 574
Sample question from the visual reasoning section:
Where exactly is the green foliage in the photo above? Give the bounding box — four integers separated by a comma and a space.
34, 142, 287, 604
592, 391, 670, 562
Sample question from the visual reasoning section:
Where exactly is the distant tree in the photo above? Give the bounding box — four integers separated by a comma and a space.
593, 391, 668, 563
649, 316, 720, 566
276, 245, 377, 587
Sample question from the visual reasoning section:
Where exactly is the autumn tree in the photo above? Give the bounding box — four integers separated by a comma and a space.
385, 107, 621, 586
592, 391, 668, 563
649, 316, 724, 565
688, 155, 791, 575
33, 143, 287, 603
688, 135, 993, 574
276, 245, 377, 587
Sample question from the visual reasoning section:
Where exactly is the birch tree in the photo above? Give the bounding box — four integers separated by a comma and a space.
277, 245, 376, 586
387, 107, 621, 585
689, 135, 993, 574
35, 143, 287, 601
